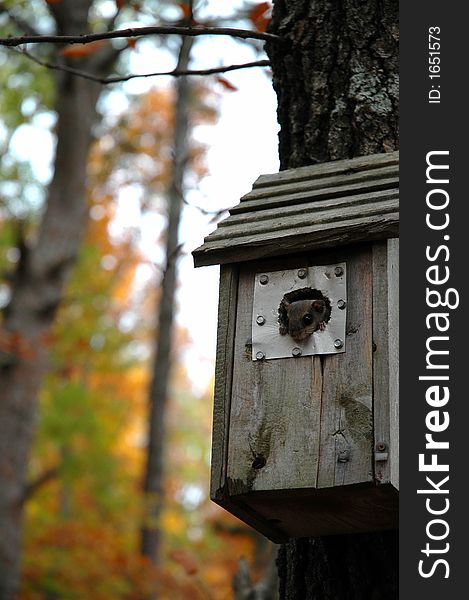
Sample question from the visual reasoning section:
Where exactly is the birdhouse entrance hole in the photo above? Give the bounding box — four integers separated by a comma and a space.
251, 264, 347, 360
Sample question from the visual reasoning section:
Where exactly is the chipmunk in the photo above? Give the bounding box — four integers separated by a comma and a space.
278, 289, 331, 342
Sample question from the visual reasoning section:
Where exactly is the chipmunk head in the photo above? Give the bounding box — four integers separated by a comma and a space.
278, 288, 331, 342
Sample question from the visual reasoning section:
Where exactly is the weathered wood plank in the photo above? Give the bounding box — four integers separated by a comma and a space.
210, 265, 238, 499
241, 484, 398, 538
242, 168, 397, 202
372, 242, 391, 485
192, 152, 399, 268
372, 240, 399, 489
222, 188, 397, 228
253, 151, 399, 189
317, 247, 374, 487
212, 196, 398, 241
388, 238, 399, 490
233, 177, 398, 214
193, 212, 399, 267
226, 260, 323, 494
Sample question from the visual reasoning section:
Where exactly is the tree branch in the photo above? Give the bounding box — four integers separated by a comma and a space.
21, 466, 60, 505
17, 48, 270, 84
0, 25, 283, 48
182, 197, 229, 220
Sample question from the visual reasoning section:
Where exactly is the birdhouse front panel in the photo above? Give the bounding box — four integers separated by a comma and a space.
193, 152, 399, 542
226, 247, 373, 495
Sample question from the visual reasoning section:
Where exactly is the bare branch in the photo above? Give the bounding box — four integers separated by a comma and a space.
0, 25, 283, 48
183, 197, 230, 220
21, 466, 60, 505
17, 48, 270, 84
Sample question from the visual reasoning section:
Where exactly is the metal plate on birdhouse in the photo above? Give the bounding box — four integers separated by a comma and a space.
252, 264, 347, 360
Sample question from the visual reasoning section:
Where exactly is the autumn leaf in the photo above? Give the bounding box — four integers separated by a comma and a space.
179, 2, 193, 19
253, 15, 270, 32
60, 40, 107, 59
0, 329, 35, 360
249, 1, 271, 32
45, 0, 63, 5
169, 550, 198, 576
216, 76, 238, 92
127, 38, 137, 49
115, 0, 127, 8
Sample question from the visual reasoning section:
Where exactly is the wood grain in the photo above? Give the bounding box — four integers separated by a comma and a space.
388, 239, 399, 490
194, 213, 399, 267
253, 151, 398, 189
372, 240, 399, 489
222, 188, 397, 227
232, 178, 398, 214
210, 265, 239, 499
213, 194, 398, 240
317, 247, 374, 488
192, 151, 399, 267
227, 261, 323, 494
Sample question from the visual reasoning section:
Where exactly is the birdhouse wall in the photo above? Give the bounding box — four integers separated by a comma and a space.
210, 241, 398, 541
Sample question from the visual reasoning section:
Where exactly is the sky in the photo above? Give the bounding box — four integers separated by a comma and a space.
6, 1, 281, 393
177, 55, 279, 391
103, 7, 281, 392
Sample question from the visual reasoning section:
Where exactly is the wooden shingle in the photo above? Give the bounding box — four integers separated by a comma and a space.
193, 151, 399, 267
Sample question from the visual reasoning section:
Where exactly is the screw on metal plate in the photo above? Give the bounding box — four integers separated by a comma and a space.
297, 268, 307, 279
337, 299, 346, 310
252, 264, 347, 360
376, 442, 387, 452
337, 449, 350, 463
334, 266, 344, 277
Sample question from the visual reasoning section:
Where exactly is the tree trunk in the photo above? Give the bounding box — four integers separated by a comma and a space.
0, 2, 118, 596
140, 34, 193, 566
266, 1, 399, 598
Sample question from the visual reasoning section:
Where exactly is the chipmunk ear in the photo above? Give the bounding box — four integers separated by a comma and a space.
311, 299, 325, 312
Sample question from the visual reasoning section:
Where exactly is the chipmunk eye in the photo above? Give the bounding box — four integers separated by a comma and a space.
303, 314, 313, 325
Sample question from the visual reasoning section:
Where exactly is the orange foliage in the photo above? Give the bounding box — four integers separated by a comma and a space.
20, 84, 270, 599
0, 328, 36, 360
249, 1, 271, 32
60, 40, 108, 59
216, 76, 238, 92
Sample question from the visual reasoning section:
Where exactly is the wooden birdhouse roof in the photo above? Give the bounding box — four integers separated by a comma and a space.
192, 151, 399, 267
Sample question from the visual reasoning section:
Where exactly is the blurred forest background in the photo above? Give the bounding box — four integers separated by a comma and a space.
0, 1, 279, 598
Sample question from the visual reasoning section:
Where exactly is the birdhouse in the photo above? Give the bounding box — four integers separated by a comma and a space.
193, 151, 399, 543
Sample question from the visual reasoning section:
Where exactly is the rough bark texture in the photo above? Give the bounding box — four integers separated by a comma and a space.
266, 1, 399, 598
0, 2, 118, 597
276, 533, 398, 600
267, 0, 398, 170
140, 35, 193, 566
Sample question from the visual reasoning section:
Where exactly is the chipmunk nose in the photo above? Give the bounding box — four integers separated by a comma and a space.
289, 326, 308, 341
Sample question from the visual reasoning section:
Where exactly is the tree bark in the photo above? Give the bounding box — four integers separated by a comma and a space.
140, 34, 193, 566
267, 0, 398, 169
266, 1, 399, 598
0, 2, 118, 597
